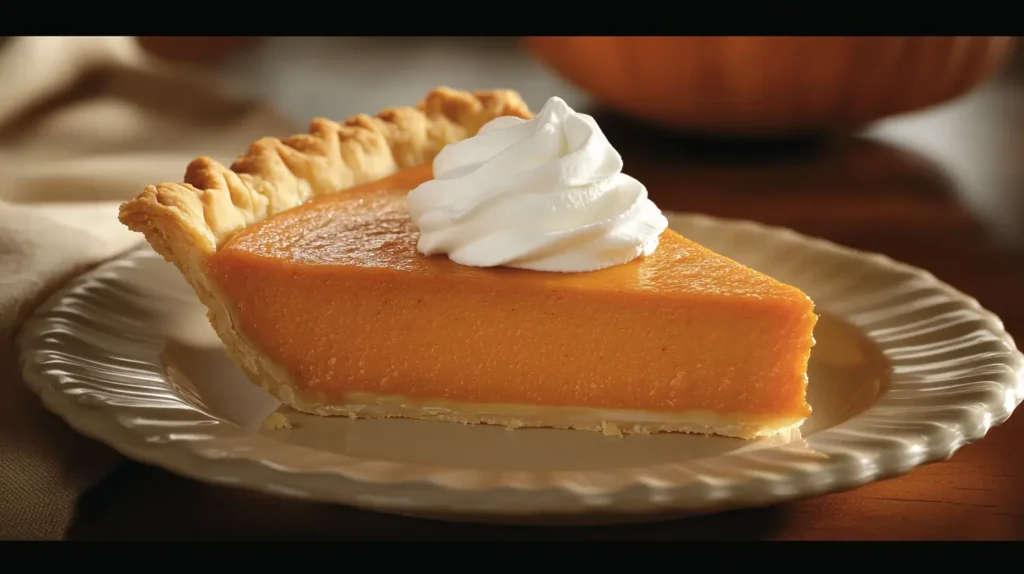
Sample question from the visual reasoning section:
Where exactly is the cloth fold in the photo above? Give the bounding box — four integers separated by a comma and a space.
0, 36, 296, 540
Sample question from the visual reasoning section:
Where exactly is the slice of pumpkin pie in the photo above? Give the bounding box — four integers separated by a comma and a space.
119, 87, 817, 439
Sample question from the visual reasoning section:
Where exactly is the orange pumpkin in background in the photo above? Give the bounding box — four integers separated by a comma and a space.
524, 36, 1017, 137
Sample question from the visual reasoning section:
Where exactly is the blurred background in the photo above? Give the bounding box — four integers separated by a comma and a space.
137, 36, 1021, 135
136, 36, 1024, 245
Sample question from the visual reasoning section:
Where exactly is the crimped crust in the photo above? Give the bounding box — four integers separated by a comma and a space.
120, 87, 532, 258
119, 87, 799, 440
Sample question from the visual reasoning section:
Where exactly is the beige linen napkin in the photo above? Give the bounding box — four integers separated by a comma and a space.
0, 36, 296, 540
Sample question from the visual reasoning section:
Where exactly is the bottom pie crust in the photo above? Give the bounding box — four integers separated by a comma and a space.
280, 390, 806, 439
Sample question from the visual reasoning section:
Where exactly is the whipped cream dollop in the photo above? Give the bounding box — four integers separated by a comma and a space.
407, 97, 668, 273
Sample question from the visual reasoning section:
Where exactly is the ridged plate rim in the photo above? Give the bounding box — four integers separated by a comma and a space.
17, 212, 1024, 522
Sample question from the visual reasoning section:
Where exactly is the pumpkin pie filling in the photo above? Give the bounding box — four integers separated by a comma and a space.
120, 86, 818, 439
206, 164, 817, 436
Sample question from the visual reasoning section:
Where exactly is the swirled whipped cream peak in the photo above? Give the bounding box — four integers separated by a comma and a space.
406, 96, 669, 273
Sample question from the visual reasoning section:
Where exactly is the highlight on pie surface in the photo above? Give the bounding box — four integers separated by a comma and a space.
119, 87, 818, 440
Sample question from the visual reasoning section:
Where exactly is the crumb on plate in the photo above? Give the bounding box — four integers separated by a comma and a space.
262, 412, 292, 430
600, 421, 623, 438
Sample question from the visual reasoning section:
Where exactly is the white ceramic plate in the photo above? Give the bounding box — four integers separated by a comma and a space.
18, 213, 1024, 525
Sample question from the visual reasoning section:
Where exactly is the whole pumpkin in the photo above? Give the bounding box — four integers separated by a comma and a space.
524, 36, 1017, 136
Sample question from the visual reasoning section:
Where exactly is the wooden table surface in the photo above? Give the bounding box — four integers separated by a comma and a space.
68, 47, 1024, 541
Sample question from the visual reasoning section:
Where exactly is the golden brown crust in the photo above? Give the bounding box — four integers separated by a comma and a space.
119, 87, 533, 257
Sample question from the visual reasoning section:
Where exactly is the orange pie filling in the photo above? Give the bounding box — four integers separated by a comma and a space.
206, 165, 818, 437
